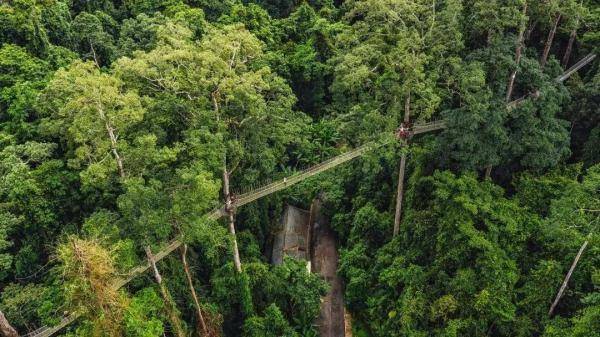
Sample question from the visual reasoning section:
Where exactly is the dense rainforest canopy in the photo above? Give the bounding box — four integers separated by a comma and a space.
0, 0, 599, 336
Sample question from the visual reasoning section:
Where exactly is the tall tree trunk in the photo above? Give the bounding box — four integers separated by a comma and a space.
181, 244, 209, 337
484, 165, 492, 179
506, 2, 528, 102
145, 247, 186, 337
97, 106, 126, 178
223, 168, 242, 273
106, 123, 126, 178
89, 42, 100, 68
0, 311, 18, 337
393, 153, 407, 237
541, 14, 562, 68
524, 21, 536, 42
562, 25, 578, 67
548, 239, 589, 316
393, 94, 411, 237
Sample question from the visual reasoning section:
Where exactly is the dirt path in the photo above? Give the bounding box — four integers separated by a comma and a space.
310, 199, 347, 337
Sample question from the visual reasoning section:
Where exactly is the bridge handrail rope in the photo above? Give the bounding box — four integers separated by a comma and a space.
412, 120, 447, 135
235, 142, 379, 205
555, 53, 596, 82
508, 53, 596, 109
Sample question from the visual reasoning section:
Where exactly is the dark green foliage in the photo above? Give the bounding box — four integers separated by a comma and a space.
72, 12, 117, 66
211, 258, 327, 336
0, 0, 51, 56
243, 303, 298, 337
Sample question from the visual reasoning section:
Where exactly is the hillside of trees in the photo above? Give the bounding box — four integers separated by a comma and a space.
0, 0, 599, 336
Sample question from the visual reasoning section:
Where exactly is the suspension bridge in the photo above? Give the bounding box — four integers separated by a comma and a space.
20, 53, 595, 337
20, 120, 445, 337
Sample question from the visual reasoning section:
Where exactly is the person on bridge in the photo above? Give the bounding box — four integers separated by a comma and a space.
395, 122, 411, 140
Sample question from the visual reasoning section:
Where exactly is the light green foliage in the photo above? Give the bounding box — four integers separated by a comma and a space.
115, 23, 308, 184
465, 0, 526, 43
124, 288, 165, 337
331, 0, 463, 141
41, 61, 144, 185
57, 236, 129, 336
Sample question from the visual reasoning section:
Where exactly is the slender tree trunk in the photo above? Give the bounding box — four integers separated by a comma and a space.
541, 14, 562, 68
145, 247, 186, 337
524, 21, 536, 42
393, 153, 407, 237
484, 165, 492, 179
493, 3, 529, 180
548, 240, 589, 316
562, 25, 578, 67
0, 311, 18, 337
222, 168, 253, 316
89, 41, 100, 68
97, 106, 126, 178
181, 244, 209, 337
506, 2, 528, 102
393, 94, 411, 237
223, 169, 242, 273
106, 123, 125, 178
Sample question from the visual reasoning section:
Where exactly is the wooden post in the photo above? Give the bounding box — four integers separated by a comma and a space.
548, 240, 589, 316
145, 247, 186, 337
541, 14, 562, 68
181, 244, 209, 336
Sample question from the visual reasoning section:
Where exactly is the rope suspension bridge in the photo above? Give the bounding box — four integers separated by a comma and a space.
19, 121, 444, 337
507, 53, 596, 109
20, 54, 595, 337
